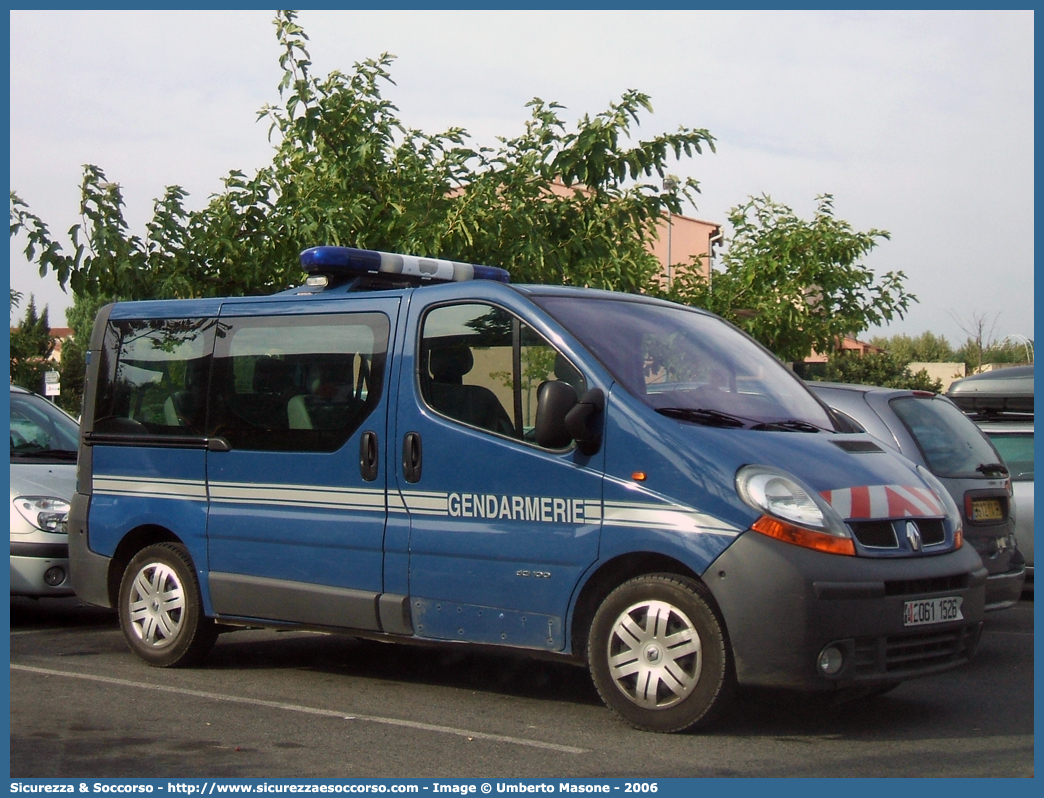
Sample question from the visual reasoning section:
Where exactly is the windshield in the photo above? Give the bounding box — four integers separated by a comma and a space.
10, 391, 79, 461
889, 396, 1001, 479
533, 296, 834, 430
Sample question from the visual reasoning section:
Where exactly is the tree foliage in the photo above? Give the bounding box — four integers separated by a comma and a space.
10, 10, 714, 305
868, 331, 956, 364
660, 194, 913, 363
810, 350, 942, 392
11, 10, 919, 414
10, 295, 57, 394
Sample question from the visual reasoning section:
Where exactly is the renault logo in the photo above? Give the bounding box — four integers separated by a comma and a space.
905, 521, 923, 551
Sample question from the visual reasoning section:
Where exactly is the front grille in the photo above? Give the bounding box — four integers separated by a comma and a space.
850, 521, 898, 548
850, 624, 980, 677
884, 573, 970, 597
849, 518, 946, 550
917, 519, 945, 546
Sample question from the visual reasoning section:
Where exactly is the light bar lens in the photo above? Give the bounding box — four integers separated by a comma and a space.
300, 246, 510, 284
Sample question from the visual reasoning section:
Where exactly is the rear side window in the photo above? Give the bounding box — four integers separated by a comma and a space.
207, 312, 389, 452
94, 318, 216, 438
985, 431, 1034, 481
890, 396, 1000, 478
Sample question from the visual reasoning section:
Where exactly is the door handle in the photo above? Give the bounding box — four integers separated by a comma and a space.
360, 430, 378, 482
402, 432, 422, 484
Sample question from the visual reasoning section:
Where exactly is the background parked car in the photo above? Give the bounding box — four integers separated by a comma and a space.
947, 366, 1033, 590
946, 364, 1033, 416
10, 384, 78, 597
808, 382, 1025, 610
974, 419, 1033, 588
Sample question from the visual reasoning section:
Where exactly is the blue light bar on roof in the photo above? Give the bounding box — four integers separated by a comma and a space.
300, 246, 510, 284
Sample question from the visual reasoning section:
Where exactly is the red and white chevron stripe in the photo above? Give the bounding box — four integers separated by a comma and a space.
819, 484, 945, 520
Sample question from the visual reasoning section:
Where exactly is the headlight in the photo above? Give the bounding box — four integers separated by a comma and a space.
736, 465, 854, 556
13, 496, 70, 533
915, 465, 963, 546
736, 466, 847, 535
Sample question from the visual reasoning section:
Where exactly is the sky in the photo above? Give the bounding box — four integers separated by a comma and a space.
8, 9, 1035, 350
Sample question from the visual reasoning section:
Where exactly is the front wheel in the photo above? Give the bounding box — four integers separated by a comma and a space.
118, 542, 217, 667
588, 574, 733, 732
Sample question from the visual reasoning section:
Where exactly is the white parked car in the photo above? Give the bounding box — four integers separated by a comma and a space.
10, 384, 78, 596
976, 420, 1033, 587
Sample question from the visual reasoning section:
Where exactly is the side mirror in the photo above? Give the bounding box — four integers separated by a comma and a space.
565, 388, 605, 456
535, 382, 605, 455
535, 380, 577, 449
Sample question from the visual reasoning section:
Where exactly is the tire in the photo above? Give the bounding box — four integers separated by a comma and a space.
588, 573, 733, 733
118, 542, 217, 667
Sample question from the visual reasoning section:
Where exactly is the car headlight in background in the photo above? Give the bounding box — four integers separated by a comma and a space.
13, 496, 70, 533
736, 465, 855, 556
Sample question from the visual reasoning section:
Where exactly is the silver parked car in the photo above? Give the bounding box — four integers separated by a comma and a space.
10, 384, 78, 596
975, 419, 1033, 587
808, 382, 1025, 610
947, 366, 1033, 589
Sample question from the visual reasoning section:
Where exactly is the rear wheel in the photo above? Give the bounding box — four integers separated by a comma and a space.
118, 542, 217, 667
588, 573, 733, 733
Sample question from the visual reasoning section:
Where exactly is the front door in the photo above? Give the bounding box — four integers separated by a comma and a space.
205, 298, 398, 631
394, 298, 604, 650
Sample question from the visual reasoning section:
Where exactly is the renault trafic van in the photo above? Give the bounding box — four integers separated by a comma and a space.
69, 246, 987, 732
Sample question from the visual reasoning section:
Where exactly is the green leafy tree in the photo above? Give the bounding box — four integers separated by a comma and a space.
811, 350, 943, 392
10, 295, 57, 393
868, 331, 956, 364
661, 194, 914, 363
10, 10, 714, 305
956, 337, 1034, 374
52, 292, 113, 414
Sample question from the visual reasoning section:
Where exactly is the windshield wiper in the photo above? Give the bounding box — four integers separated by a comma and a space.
751, 419, 823, 433
655, 407, 746, 428
976, 462, 1009, 476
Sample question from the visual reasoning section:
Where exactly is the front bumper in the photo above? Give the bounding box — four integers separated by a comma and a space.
10, 535, 74, 597
706, 531, 987, 691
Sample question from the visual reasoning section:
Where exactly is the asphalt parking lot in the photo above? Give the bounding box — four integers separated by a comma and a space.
8, 594, 1034, 778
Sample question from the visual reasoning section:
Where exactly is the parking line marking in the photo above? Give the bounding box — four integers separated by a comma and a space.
10, 664, 586, 754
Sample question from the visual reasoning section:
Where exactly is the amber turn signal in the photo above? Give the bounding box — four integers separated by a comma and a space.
752, 515, 856, 556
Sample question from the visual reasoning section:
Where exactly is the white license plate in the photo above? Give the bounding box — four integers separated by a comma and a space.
903, 596, 964, 627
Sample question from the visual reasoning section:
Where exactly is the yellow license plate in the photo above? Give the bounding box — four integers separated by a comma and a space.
972, 498, 1003, 521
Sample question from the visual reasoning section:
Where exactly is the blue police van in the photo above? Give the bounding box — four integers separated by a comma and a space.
69, 247, 987, 732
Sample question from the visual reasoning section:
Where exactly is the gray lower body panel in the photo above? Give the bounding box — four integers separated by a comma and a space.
209, 572, 383, 631
706, 532, 987, 691
68, 492, 114, 608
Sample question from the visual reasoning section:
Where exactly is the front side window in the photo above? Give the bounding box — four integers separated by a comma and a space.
208, 312, 389, 452
10, 391, 79, 462
420, 303, 585, 446
533, 296, 833, 430
890, 396, 1002, 479
94, 318, 216, 437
